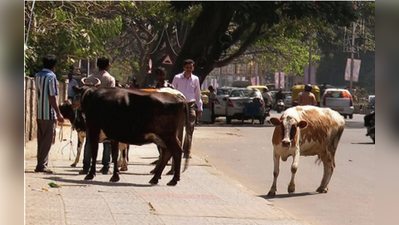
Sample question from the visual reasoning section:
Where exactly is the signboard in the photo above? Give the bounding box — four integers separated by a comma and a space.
274, 72, 285, 89
304, 66, 316, 84
344, 58, 361, 82
162, 55, 173, 65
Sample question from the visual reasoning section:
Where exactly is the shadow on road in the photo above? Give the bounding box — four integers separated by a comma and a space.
43, 176, 154, 187
258, 192, 318, 199
351, 142, 374, 145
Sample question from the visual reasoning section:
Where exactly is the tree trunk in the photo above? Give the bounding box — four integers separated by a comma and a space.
170, 2, 234, 84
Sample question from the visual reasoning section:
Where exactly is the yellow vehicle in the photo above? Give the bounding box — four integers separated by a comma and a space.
201, 90, 210, 104
291, 84, 320, 106
247, 85, 269, 93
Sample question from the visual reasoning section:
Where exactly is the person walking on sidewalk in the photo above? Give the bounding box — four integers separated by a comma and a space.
172, 59, 203, 152
79, 56, 116, 175
34, 54, 65, 173
155, 67, 174, 89
208, 85, 216, 123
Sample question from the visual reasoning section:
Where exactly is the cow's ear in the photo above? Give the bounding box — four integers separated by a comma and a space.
73, 85, 83, 94
298, 120, 308, 129
269, 117, 282, 126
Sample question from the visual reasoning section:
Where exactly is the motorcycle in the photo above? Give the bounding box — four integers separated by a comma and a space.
276, 99, 285, 113
364, 106, 375, 144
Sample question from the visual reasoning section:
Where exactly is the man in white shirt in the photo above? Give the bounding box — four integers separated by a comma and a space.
79, 56, 115, 175
67, 72, 79, 101
172, 59, 203, 149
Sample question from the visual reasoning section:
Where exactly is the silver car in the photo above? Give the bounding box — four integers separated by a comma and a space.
321, 88, 354, 119
225, 88, 266, 124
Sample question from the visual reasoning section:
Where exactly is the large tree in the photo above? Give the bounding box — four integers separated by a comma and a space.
169, 1, 358, 83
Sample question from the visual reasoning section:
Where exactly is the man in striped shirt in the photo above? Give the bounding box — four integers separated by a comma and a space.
34, 54, 65, 173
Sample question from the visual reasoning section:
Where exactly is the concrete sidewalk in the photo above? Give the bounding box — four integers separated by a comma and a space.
25, 125, 307, 225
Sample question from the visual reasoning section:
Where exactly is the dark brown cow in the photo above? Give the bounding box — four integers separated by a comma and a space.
73, 85, 192, 186
59, 101, 130, 170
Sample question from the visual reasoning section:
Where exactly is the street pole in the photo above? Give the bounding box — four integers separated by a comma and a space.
349, 21, 356, 95
308, 32, 312, 85
278, 56, 281, 89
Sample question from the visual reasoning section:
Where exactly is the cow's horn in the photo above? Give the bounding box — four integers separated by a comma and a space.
94, 78, 101, 87
81, 77, 87, 85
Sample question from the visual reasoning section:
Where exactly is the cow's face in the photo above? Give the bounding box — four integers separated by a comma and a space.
270, 116, 308, 148
59, 101, 75, 122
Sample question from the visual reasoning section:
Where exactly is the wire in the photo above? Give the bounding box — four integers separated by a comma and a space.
175, 25, 181, 48
148, 27, 165, 55
165, 27, 179, 56
132, 22, 159, 45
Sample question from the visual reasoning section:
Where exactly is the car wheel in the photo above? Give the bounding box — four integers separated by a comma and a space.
226, 116, 232, 124
349, 114, 353, 119
344, 114, 348, 119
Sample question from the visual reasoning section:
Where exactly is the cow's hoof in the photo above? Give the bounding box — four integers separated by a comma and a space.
166, 170, 174, 175
149, 178, 158, 185
316, 186, 328, 193
267, 190, 276, 197
120, 167, 128, 172
70, 163, 77, 167
149, 168, 156, 174
167, 180, 178, 186
110, 175, 120, 182
84, 174, 95, 180
288, 184, 295, 194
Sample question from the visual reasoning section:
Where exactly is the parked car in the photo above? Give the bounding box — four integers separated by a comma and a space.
321, 88, 354, 119
225, 88, 266, 124
213, 87, 235, 118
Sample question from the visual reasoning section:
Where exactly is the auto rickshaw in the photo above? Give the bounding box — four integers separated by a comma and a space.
291, 84, 320, 106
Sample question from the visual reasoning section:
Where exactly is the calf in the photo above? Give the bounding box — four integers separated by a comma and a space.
267, 105, 345, 196
73, 85, 192, 186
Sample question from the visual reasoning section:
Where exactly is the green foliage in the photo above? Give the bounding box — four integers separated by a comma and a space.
25, 1, 123, 79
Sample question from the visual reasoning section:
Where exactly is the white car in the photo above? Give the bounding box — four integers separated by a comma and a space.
321, 88, 354, 119
213, 87, 235, 118
225, 88, 266, 124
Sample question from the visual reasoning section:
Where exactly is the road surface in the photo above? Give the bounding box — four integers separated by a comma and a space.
192, 112, 374, 225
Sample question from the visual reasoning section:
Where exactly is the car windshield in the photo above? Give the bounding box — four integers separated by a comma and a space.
217, 89, 232, 95
229, 89, 257, 97
324, 91, 350, 98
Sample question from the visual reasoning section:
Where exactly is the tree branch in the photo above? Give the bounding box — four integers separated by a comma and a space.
215, 23, 263, 67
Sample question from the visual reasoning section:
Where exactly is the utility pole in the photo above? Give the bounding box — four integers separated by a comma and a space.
349, 21, 357, 95
278, 55, 282, 89
308, 32, 312, 84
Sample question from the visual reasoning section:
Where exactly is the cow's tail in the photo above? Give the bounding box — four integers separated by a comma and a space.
182, 102, 193, 172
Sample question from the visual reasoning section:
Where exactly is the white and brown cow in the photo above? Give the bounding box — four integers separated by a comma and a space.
267, 105, 345, 196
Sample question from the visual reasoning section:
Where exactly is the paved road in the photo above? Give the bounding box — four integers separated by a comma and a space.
193, 112, 374, 225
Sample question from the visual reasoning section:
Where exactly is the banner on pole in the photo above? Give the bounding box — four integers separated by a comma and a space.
304, 66, 316, 84
344, 58, 361, 82
274, 72, 285, 89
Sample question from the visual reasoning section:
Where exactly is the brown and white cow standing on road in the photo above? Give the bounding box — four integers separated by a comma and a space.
267, 105, 345, 196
